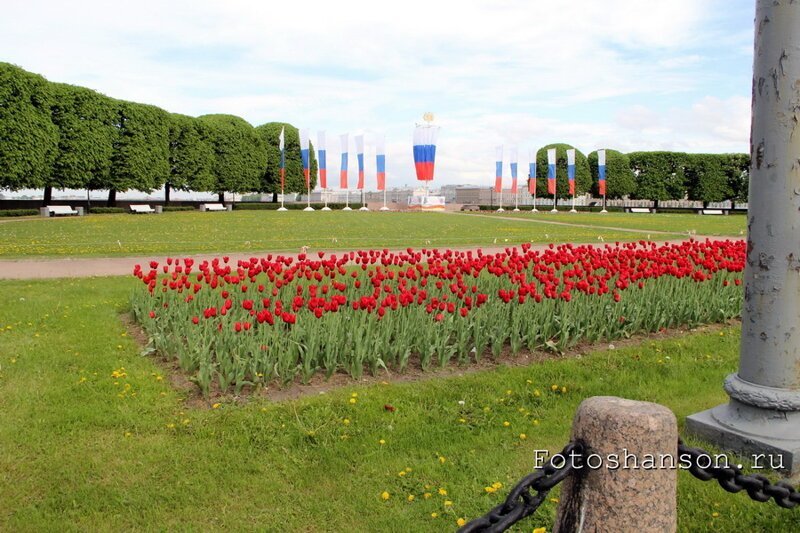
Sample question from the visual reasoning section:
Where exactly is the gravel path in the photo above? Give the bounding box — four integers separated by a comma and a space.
0, 237, 737, 280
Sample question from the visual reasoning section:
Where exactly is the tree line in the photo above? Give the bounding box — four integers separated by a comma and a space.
1, 63, 749, 207
0, 62, 315, 205
533, 144, 750, 207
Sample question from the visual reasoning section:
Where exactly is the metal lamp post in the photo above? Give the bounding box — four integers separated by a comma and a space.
686, 0, 800, 474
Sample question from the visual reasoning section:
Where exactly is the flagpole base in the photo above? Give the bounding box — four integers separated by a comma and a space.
600, 209, 608, 214
321, 206, 332, 211
569, 209, 577, 213
303, 206, 315, 212
379, 206, 390, 211
496, 208, 505, 213
277, 207, 288, 212
531, 208, 539, 213
512, 208, 520, 212
550, 208, 558, 213
342, 206, 352, 211
359, 206, 369, 211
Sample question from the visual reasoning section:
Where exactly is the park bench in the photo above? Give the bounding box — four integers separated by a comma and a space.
42, 205, 80, 217
625, 207, 653, 214
461, 204, 480, 211
199, 203, 228, 212
129, 204, 156, 214
697, 208, 727, 215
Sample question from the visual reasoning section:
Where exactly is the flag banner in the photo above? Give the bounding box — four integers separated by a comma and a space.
598, 149, 607, 196
494, 145, 503, 193
567, 148, 575, 195
355, 134, 365, 190
317, 131, 327, 189
279, 126, 286, 190
528, 148, 537, 194
509, 147, 518, 194
375, 134, 386, 191
547, 148, 557, 195
300, 128, 311, 189
340, 133, 349, 189
413, 125, 440, 181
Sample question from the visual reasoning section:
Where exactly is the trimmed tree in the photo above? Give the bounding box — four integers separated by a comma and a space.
534, 143, 591, 206
587, 149, 636, 199
684, 154, 731, 207
198, 114, 266, 202
722, 153, 750, 204
628, 151, 688, 208
108, 100, 170, 206
255, 122, 317, 201
49, 83, 117, 203
0, 62, 59, 195
167, 113, 215, 203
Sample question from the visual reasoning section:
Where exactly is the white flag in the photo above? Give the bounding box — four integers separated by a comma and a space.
598, 149, 606, 166
279, 126, 285, 151
547, 148, 556, 165
567, 149, 575, 166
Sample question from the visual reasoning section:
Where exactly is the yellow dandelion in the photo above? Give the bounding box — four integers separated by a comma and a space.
349, 398, 357, 404
534, 389, 541, 397
457, 518, 466, 527
351, 392, 358, 397
712, 512, 720, 518
431, 512, 438, 519
561, 386, 567, 394
438, 488, 447, 496
423, 493, 432, 499
444, 500, 453, 507
533, 419, 540, 426
503, 421, 510, 427
212, 403, 221, 409
381, 491, 390, 501
533, 528, 547, 533
550, 384, 558, 391
505, 389, 512, 395
439, 456, 447, 464
398, 471, 406, 477
549, 497, 559, 503
379, 439, 386, 445
484, 486, 496, 494
407, 494, 415, 502
459, 418, 466, 423
519, 433, 527, 440
342, 418, 350, 425
492, 482, 503, 490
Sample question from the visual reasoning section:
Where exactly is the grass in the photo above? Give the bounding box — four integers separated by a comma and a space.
1, 211, 690, 259
0, 276, 796, 532
463, 211, 747, 237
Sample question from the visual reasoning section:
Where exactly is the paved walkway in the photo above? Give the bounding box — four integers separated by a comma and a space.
0, 237, 738, 280
448, 211, 682, 236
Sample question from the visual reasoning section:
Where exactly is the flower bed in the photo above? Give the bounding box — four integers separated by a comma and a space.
130, 239, 744, 396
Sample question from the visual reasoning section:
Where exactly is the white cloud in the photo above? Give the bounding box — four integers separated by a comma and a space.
0, 0, 753, 188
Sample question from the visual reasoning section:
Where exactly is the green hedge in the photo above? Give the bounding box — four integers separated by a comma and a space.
0, 209, 39, 217
88, 207, 126, 214
233, 202, 364, 211
475, 205, 625, 213
162, 206, 194, 212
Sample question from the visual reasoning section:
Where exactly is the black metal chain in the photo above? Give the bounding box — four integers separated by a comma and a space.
678, 439, 800, 509
458, 441, 584, 533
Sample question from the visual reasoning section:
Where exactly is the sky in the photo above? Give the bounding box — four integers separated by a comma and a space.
1, 0, 756, 190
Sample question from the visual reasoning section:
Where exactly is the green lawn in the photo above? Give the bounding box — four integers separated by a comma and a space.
1, 211, 669, 258
463, 211, 747, 237
0, 277, 794, 532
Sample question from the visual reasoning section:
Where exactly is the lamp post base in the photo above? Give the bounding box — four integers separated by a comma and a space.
686, 397, 800, 475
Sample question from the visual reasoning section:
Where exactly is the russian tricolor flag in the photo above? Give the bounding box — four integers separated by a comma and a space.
509, 147, 518, 194
547, 148, 557, 195
355, 134, 365, 190
317, 131, 327, 189
375, 134, 386, 191
528, 148, 537, 194
279, 126, 285, 190
300, 128, 311, 189
567, 148, 576, 195
413, 125, 439, 181
340, 133, 348, 189
598, 149, 607, 196
494, 145, 503, 193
